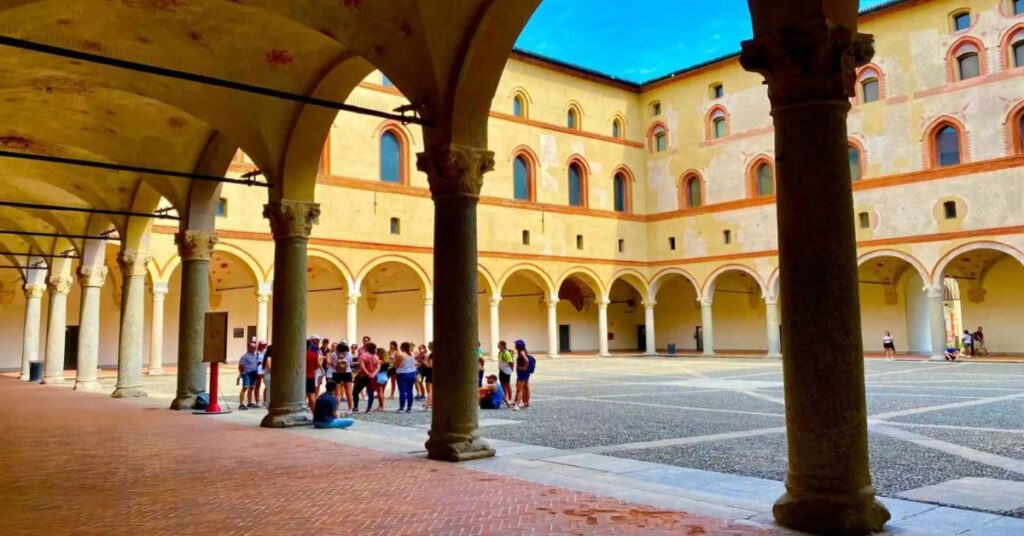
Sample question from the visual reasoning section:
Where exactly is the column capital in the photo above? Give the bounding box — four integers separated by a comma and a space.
925, 286, 945, 299
595, 296, 611, 307
117, 250, 150, 277
544, 297, 559, 308
700, 297, 714, 308
77, 265, 108, 288
489, 295, 502, 307
764, 294, 778, 305
422, 294, 434, 306
642, 300, 656, 310
740, 20, 873, 108
46, 275, 73, 296
256, 291, 271, 304
346, 291, 361, 306
263, 200, 320, 240
175, 230, 218, 261
416, 143, 495, 199
152, 282, 169, 299
23, 282, 46, 299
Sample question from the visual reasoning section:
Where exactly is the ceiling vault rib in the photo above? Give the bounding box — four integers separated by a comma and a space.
0, 150, 270, 188
0, 200, 179, 220
0, 35, 428, 126
0, 229, 112, 241
0, 250, 79, 259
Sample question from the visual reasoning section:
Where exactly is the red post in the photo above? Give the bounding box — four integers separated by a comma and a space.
206, 362, 223, 413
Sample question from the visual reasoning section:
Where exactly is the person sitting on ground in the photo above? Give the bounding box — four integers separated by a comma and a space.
313, 381, 354, 429
478, 374, 504, 410
238, 342, 260, 409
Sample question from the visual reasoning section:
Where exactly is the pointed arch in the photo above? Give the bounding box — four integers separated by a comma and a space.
745, 155, 775, 198
679, 169, 705, 209
566, 101, 584, 130
611, 164, 635, 214
999, 23, 1024, 70
1006, 100, 1024, 156
946, 35, 988, 82
509, 144, 539, 202
610, 112, 627, 139
510, 87, 532, 118
923, 115, 969, 168
375, 121, 413, 185
566, 154, 590, 208
855, 64, 885, 104
705, 105, 730, 140
646, 120, 669, 153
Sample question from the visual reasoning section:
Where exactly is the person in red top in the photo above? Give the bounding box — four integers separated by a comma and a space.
306, 335, 322, 412
357, 342, 381, 414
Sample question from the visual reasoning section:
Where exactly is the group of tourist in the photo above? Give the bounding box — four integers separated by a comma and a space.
881, 326, 987, 361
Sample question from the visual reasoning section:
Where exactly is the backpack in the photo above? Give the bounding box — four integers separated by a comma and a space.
526, 354, 536, 374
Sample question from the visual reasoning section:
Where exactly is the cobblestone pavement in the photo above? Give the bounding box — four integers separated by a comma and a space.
0, 376, 773, 536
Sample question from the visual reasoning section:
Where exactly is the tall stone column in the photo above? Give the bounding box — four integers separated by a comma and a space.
75, 266, 107, 391
423, 295, 434, 345
170, 231, 217, 410
419, 143, 495, 462
700, 298, 715, 356
489, 295, 501, 357
19, 284, 46, 380
765, 296, 782, 358
644, 301, 657, 355
597, 297, 610, 357
148, 283, 168, 375
345, 291, 359, 343
112, 250, 149, 398
741, 16, 889, 533
926, 286, 947, 360
546, 297, 559, 357
261, 200, 319, 428
256, 283, 271, 342
42, 275, 73, 384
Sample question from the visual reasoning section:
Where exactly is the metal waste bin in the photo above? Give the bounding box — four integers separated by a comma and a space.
667, 343, 677, 356
28, 361, 42, 382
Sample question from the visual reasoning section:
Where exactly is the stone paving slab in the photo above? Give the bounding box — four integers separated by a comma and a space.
898, 477, 1024, 512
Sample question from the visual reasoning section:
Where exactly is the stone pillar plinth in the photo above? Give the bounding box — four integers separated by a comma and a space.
597, 298, 610, 357
261, 200, 320, 428
75, 266, 107, 391
926, 286, 947, 361
42, 276, 73, 384
545, 297, 559, 358
112, 250, 149, 398
643, 301, 656, 355
148, 283, 168, 375
741, 17, 889, 533
765, 296, 782, 358
171, 231, 217, 410
19, 284, 45, 380
700, 298, 715, 356
256, 284, 271, 342
419, 143, 495, 462
345, 292, 359, 343
489, 296, 502, 358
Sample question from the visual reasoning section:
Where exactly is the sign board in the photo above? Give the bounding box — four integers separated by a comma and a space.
203, 311, 229, 363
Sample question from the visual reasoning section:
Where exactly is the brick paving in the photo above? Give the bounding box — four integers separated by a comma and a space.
0, 377, 772, 535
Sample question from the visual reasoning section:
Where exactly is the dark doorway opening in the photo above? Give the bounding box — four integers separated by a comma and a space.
558, 324, 571, 353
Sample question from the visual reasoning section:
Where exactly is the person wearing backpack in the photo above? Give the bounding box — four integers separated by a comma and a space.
513, 339, 533, 411
496, 340, 515, 407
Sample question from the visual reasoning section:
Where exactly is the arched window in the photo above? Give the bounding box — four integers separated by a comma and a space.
613, 172, 628, 213
952, 11, 971, 32
612, 117, 623, 139
379, 130, 404, 183
1010, 30, 1024, 68
957, 49, 981, 79
654, 131, 667, 152
858, 67, 883, 103
512, 95, 525, 118
710, 110, 727, 139
848, 144, 862, 181
567, 106, 580, 130
935, 124, 962, 166
1018, 111, 1024, 154
513, 155, 531, 201
568, 163, 585, 207
682, 174, 702, 208
753, 161, 775, 197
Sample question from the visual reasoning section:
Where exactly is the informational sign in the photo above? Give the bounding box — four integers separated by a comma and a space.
203, 311, 229, 363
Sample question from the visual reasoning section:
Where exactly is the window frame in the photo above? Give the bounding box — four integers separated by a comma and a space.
855, 65, 885, 104
647, 121, 669, 154
848, 140, 865, 181
746, 157, 776, 198
946, 37, 988, 82
378, 126, 409, 185
680, 172, 704, 209
925, 117, 968, 168
705, 105, 729, 141
611, 117, 624, 139
566, 156, 590, 208
510, 146, 538, 202
566, 103, 583, 130
951, 10, 972, 32
611, 166, 633, 214
1001, 26, 1024, 70
649, 101, 661, 117
709, 82, 724, 100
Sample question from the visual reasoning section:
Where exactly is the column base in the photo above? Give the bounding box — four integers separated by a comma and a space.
169, 395, 198, 411
42, 376, 65, 385
766, 352, 782, 359
928, 354, 947, 361
111, 386, 148, 398
702, 352, 716, 357
74, 380, 103, 392
147, 367, 165, 375
599, 352, 611, 357
547, 353, 559, 359
18, 373, 30, 381
425, 434, 495, 462
773, 489, 890, 535
260, 408, 312, 428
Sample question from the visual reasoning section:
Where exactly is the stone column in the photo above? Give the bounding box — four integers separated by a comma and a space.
597, 297, 610, 357
741, 17, 889, 533
345, 291, 359, 343
489, 295, 501, 357
261, 200, 320, 428
75, 266, 107, 391
423, 295, 434, 345
148, 283, 168, 375
546, 297, 559, 357
255, 283, 271, 342
419, 143, 495, 461
19, 284, 46, 380
112, 250, 149, 398
42, 275, 73, 384
644, 301, 657, 356
765, 296, 782, 358
926, 286, 947, 360
700, 298, 715, 356
170, 231, 217, 410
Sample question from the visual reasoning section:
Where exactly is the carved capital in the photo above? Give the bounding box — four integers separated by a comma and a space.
152, 282, 169, 300
46, 276, 73, 296
763, 295, 778, 306
926, 286, 945, 299
263, 200, 320, 240
416, 144, 495, 199
117, 250, 150, 278
77, 266, 109, 288
423, 296, 434, 307
175, 230, 218, 261
23, 283, 46, 299
643, 300, 657, 310
346, 294, 360, 306
700, 297, 714, 308
256, 292, 271, 304
489, 296, 502, 307
740, 20, 873, 107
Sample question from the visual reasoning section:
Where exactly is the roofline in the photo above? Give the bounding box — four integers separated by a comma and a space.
511, 0, 919, 93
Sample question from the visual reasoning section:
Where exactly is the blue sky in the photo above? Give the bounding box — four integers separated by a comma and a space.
516, 0, 896, 84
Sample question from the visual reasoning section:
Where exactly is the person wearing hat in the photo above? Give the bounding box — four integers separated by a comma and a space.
305, 335, 322, 412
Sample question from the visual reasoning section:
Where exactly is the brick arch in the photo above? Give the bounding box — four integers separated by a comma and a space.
998, 23, 1024, 71
945, 35, 988, 83
1007, 100, 1024, 156
704, 104, 730, 140
855, 64, 886, 103
848, 136, 868, 180
678, 169, 705, 209
922, 115, 970, 168
646, 120, 669, 153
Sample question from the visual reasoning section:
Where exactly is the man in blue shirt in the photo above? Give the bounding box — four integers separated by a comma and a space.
478, 374, 504, 410
314, 381, 354, 429
238, 342, 260, 409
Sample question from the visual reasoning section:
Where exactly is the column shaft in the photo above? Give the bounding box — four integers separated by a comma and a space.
171, 231, 217, 410
489, 297, 501, 358
926, 286, 947, 360
112, 251, 149, 398
423, 297, 434, 346
42, 277, 72, 384
346, 293, 359, 343
766, 297, 782, 358
644, 303, 656, 355
701, 301, 715, 356
256, 289, 270, 342
546, 298, 559, 357
597, 300, 610, 357
261, 200, 319, 428
19, 285, 45, 380
75, 267, 107, 391
148, 284, 168, 375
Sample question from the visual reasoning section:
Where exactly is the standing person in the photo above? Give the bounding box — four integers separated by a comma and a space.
254, 340, 268, 406
513, 339, 533, 411
374, 347, 389, 411
496, 340, 514, 407
422, 344, 434, 410
262, 344, 272, 407
238, 342, 260, 409
394, 342, 418, 413
306, 335, 321, 412
882, 331, 895, 360
387, 341, 400, 399
973, 326, 986, 356
961, 330, 974, 357
357, 342, 381, 414
313, 381, 354, 429
477, 341, 486, 388
331, 340, 354, 415
414, 344, 427, 401
357, 336, 371, 355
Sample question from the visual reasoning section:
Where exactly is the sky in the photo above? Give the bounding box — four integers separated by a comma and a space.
515, 0, 897, 84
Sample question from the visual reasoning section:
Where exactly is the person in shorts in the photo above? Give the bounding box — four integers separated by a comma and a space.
478, 374, 504, 410
238, 342, 260, 409
882, 331, 895, 360
513, 339, 532, 411
306, 335, 322, 412
496, 340, 514, 407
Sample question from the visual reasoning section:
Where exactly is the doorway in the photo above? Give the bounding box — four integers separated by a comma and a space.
64, 326, 80, 371
558, 324, 571, 353
637, 325, 646, 353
